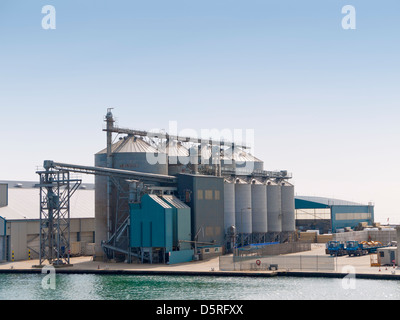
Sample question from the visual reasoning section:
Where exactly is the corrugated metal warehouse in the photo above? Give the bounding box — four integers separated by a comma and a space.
295, 196, 375, 234
0, 181, 95, 262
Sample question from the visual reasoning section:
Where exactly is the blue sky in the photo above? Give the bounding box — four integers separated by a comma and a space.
0, 1, 399, 223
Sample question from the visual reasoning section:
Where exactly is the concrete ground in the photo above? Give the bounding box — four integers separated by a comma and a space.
285, 244, 399, 276
1, 244, 398, 278
0, 255, 221, 273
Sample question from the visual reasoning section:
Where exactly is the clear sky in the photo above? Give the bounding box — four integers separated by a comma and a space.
0, 1, 399, 224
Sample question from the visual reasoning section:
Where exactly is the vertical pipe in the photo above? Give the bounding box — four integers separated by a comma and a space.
105, 109, 114, 242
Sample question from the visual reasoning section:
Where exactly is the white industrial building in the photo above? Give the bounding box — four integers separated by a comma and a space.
0, 181, 95, 262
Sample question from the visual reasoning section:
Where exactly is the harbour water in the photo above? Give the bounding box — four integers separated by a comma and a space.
0, 273, 399, 300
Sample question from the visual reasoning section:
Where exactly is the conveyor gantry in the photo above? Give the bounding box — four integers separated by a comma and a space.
37, 160, 177, 266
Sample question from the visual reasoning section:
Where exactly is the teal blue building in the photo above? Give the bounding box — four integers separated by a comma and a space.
129, 194, 193, 264
295, 196, 374, 233
161, 195, 191, 251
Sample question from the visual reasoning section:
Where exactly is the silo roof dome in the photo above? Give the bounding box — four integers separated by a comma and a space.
96, 136, 159, 154
166, 140, 189, 158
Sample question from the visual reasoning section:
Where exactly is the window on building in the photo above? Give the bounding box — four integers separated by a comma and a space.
197, 190, 203, 200
214, 190, 220, 200
295, 208, 331, 220
205, 190, 213, 200
335, 212, 372, 220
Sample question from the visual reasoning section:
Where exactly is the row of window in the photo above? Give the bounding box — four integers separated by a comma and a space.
197, 189, 220, 201
295, 209, 372, 221
335, 212, 372, 221
295, 208, 331, 220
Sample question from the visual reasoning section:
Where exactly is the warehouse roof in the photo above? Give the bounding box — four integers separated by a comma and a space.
295, 196, 369, 208
0, 181, 94, 221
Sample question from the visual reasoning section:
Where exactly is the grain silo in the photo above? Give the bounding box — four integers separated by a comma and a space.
224, 178, 236, 234
251, 179, 268, 243
94, 135, 168, 258
281, 181, 295, 232
198, 143, 221, 175
166, 140, 190, 176
222, 147, 264, 173
266, 180, 282, 233
234, 178, 252, 239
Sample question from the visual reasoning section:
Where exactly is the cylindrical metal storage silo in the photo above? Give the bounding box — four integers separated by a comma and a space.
224, 179, 235, 234
94, 136, 168, 258
266, 180, 282, 233
188, 146, 199, 174
166, 140, 190, 175
199, 144, 212, 166
234, 178, 252, 234
251, 179, 268, 234
222, 147, 263, 173
281, 181, 295, 232
198, 144, 221, 175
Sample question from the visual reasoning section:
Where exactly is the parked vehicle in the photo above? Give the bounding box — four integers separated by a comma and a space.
325, 241, 347, 256
345, 240, 385, 256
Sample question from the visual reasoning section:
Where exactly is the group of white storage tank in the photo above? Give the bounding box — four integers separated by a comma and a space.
224, 178, 295, 235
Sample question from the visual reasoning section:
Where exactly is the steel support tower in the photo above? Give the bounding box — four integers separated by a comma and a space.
37, 162, 81, 266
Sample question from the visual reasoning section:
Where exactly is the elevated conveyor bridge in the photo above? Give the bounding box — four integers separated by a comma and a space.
36, 160, 177, 266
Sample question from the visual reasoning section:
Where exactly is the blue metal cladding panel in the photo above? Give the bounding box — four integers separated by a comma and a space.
331, 205, 374, 231
164, 209, 173, 252
142, 221, 152, 247
168, 249, 194, 264
295, 198, 330, 209
161, 196, 192, 250
129, 194, 174, 250
0, 217, 5, 237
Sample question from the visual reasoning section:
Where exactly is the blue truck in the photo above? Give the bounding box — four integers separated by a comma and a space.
326, 240, 386, 256
325, 241, 347, 256
345, 240, 385, 256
